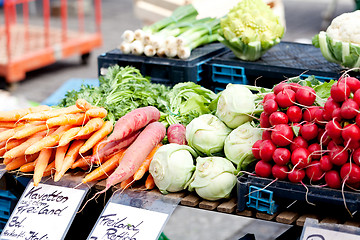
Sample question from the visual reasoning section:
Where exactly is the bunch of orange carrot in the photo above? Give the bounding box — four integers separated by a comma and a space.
0, 100, 163, 191
0, 99, 112, 186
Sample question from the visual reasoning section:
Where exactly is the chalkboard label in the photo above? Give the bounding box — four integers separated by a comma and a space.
1, 182, 87, 240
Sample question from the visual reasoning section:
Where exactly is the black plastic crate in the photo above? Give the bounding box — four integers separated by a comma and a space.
237, 173, 360, 215
97, 43, 229, 87
205, 41, 359, 90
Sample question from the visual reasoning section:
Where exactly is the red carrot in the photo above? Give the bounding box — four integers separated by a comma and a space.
90, 130, 141, 163
105, 121, 166, 190
107, 106, 160, 143
167, 123, 187, 145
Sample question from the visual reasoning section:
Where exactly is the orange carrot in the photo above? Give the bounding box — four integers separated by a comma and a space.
19, 161, 36, 172
25, 125, 72, 155
45, 159, 56, 173
133, 143, 162, 181
3, 131, 47, 159
71, 155, 92, 169
82, 150, 126, 184
79, 121, 113, 154
54, 139, 85, 182
0, 148, 6, 157
85, 107, 107, 118
0, 121, 25, 128
12, 121, 48, 139
92, 136, 107, 155
3, 138, 28, 151
55, 143, 69, 173
58, 127, 81, 147
105, 121, 166, 190
120, 176, 134, 189
0, 105, 51, 121
76, 99, 93, 111
0, 124, 27, 142
21, 105, 82, 121
33, 148, 53, 186
145, 174, 155, 190
46, 113, 89, 128
5, 153, 39, 171
76, 118, 104, 138
3, 157, 13, 165
0, 128, 8, 133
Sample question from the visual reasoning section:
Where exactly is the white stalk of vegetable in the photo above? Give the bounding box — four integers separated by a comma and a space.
130, 40, 144, 55
165, 36, 178, 49
144, 45, 156, 57
156, 47, 166, 57
121, 30, 135, 43
165, 47, 177, 58
119, 42, 131, 54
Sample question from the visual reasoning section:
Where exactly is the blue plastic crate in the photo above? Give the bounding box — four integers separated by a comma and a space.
0, 190, 18, 231
206, 41, 350, 89
97, 43, 229, 87
246, 186, 278, 215
41, 78, 99, 106
211, 63, 248, 85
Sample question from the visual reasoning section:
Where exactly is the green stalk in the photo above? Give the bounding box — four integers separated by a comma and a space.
143, 4, 198, 33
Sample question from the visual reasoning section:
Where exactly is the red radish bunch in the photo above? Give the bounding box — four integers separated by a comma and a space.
253, 76, 360, 190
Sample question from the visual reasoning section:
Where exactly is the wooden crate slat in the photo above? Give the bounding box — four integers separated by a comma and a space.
236, 209, 255, 218
275, 211, 300, 224
217, 197, 237, 214
180, 193, 201, 207
296, 214, 321, 226
199, 200, 220, 211
256, 212, 278, 221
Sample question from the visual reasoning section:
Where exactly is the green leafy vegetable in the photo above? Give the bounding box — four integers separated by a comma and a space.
59, 66, 170, 123
163, 82, 218, 126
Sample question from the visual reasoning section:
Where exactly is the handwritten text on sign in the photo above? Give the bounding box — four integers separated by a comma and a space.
89, 202, 168, 240
1, 183, 85, 240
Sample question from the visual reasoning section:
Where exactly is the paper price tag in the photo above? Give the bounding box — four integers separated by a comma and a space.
1, 182, 87, 240
301, 219, 360, 240
302, 227, 360, 240
88, 202, 168, 240
88, 189, 180, 240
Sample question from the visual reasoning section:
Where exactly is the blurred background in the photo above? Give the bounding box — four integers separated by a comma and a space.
0, 0, 359, 239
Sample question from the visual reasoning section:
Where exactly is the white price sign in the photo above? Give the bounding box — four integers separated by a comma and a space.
0, 182, 86, 240
302, 227, 360, 240
301, 219, 360, 240
88, 202, 168, 240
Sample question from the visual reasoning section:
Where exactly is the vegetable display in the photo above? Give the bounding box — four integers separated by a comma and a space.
218, 0, 284, 61
4, 60, 360, 207
312, 10, 360, 70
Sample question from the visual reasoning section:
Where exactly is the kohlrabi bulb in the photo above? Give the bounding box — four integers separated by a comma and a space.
187, 156, 237, 201
149, 144, 197, 194
215, 84, 256, 129
185, 114, 232, 156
